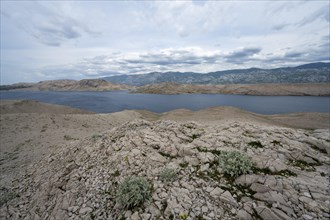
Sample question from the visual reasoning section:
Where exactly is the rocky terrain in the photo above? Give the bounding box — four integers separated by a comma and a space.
0, 101, 329, 220
0, 79, 133, 91
1, 119, 329, 220
134, 83, 330, 96
104, 62, 330, 86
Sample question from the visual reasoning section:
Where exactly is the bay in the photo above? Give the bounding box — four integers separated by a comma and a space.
0, 91, 329, 115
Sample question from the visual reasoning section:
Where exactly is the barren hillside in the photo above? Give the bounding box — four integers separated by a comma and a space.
135, 83, 330, 96
0, 79, 133, 91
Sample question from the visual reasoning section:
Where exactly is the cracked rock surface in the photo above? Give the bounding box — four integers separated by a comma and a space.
0, 120, 329, 220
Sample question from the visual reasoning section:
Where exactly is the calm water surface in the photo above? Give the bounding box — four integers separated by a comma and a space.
0, 91, 329, 114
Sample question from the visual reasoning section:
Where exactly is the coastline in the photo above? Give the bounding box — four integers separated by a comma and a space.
134, 83, 330, 96
2, 82, 329, 96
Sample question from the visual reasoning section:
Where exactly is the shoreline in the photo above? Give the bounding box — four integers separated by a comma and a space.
1, 82, 329, 96
134, 83, 330, 96
1, 99, 329, 128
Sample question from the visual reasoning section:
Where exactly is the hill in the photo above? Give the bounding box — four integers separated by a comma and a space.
0, 100, 93, 114
134, 82, 330, 96
0, 79, 133, 91
103, 62, 330, 86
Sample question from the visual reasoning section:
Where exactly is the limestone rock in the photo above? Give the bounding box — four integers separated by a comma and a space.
220, 191, 238, 207
2, 120, 329, 220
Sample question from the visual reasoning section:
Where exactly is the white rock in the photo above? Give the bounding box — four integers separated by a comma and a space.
210, 187, 223, 198
131, 211, 141, 220
237, 210, 253, 220
141, 213, 151, 220
302, 214, 313, 220
220, 191, 238, 207
78, 207, 92, 215
149, 152, 167, 163
202, 206, 208, 213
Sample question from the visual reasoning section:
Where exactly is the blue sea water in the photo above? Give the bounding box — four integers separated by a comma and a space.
0, 91, 329, 115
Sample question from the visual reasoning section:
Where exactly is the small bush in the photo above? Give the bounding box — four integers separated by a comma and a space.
0, 191, 18, 206
179, 213, 189, 220
159, 168, 177, 183
116, 176, 151, 209
248, 141, 264, 148
218, 151, 252, 178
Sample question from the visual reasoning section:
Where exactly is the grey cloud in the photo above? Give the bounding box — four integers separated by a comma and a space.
124, 50, 221, 66
271, 3, 329, 31
266, 42, 329, 64
284, 52, 303, 58
2, 1, 97, 47
268, 1, 302, 14
225, 47, 261, 64
39, 49, 223, 78
39, 40, 329, 79
272, 23, 290, 31
297, 6, 329, 27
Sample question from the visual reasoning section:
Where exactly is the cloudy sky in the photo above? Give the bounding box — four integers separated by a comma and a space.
1, 0, 329, 84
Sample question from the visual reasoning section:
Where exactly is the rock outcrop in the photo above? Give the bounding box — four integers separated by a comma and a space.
0, 120, 329, 220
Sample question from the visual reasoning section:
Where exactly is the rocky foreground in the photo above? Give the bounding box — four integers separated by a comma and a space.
1, 119, 329, 220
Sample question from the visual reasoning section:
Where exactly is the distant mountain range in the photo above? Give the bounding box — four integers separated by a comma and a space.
103, 62, 330, 86
0, 79, 132, 91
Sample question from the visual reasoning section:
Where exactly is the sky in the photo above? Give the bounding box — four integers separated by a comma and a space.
1, 0, 329, 85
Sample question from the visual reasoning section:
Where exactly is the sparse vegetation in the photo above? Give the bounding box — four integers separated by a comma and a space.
271, 140, 281, 146
179, 213, 189, 220
40, 124, 48, 132
310, 145, 327, 154
196, 147, 221, 155
252, 166, 297, 177
112, 170, 120, 177
63, 135, 77, 141
248, 141, 264, 148
159, 151, 176, 159
159, 168, 177, 183
91, 134, 102, 141
179, 162, 189, 168
195, 215, 206, 220
191, 134, 200, 139
218, 151, 252, 178
290, 159, 319, 171
82, 123, 89, 128
0, 191, 18, 206
116, 176, 151, 210
123, 155, 130, 165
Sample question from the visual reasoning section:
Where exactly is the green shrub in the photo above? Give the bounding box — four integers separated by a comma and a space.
0, 191, 18, 206
116, 176, 151, 209
248, 141, 264, 148
179, 213, 189, 220
159, 168, 177, 183
218, 151, 252, 178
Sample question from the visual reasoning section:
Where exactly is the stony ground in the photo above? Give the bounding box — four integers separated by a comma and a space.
1, 119, 329, 220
